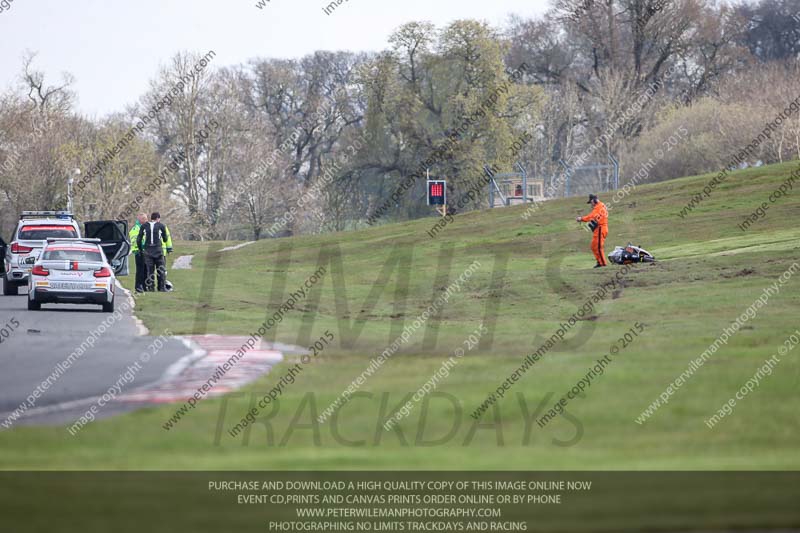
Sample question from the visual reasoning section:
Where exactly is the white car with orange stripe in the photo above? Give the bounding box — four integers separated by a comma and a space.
28, 239, 117, 312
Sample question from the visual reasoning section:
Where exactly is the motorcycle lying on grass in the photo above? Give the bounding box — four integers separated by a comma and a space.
608, 243, 656, 265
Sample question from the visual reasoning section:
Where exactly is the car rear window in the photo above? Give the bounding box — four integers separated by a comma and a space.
18, 225, 78, 240
42, 247, 103, 262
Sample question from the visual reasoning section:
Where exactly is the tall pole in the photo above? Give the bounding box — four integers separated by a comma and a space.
68, 168, 80, 213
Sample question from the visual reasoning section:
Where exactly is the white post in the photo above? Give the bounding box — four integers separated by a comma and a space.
68, 168, 80, 213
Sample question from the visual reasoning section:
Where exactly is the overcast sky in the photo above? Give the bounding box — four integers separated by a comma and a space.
0, 0, 549, 118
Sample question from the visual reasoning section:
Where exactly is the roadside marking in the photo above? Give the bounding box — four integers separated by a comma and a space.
0, 335, 288, 425
219, 241, 256, 252
117, 281, 148, 336
116, 335, 283, 404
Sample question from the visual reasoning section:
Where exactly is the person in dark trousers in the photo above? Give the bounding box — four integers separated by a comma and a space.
129, 213, 148, 293
137, 212, 170, 292
576, 194, 609, 268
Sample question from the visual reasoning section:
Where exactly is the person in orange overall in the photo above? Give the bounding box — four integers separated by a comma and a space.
576, 194, 609, 268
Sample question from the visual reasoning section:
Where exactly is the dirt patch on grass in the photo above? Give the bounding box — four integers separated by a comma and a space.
721, 268, 757, 278
612, 279, 628, 299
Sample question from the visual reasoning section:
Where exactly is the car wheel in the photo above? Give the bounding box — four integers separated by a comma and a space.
27, 297, 41, 311
3, 276, 19, 296
102, 298, 115, 313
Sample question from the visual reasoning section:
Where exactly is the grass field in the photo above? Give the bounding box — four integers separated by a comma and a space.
1, 161, 799, 470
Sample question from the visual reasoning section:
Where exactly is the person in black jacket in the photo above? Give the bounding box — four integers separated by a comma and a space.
137, 212, 170, 292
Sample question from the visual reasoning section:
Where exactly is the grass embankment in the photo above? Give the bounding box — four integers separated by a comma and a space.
1, 161, 799, 471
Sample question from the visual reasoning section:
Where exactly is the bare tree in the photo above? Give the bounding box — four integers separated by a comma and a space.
20, 51, 75, 114
143, 52, 218, 238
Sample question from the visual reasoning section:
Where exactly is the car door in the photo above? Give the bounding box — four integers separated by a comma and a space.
0, 235, 6, 271
83, 221, 130, 276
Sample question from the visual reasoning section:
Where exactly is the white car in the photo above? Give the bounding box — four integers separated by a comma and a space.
3, 211, 130, 297
28, 239, 117, 312
3, 212, 81, 295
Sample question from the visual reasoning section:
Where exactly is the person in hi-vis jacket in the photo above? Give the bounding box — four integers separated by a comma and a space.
129, 213, 149, 293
